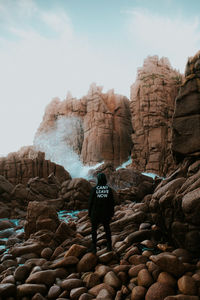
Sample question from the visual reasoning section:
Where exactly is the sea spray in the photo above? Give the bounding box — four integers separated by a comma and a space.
142, 172, 164, 179
116, 157, 132, 170
116, 158, 163, 180
34, 116, 103, 178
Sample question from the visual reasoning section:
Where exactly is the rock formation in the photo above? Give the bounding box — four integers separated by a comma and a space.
0, 172, 66, 219
89, 163, 154, 203
35, 84, 133, 168
172, 50, 200, 162
59, 178, 92, 210
0, 146, 70, 185
149, 158, 200, 255
24, 201, 60, 239
0, 163, 154, 218
130, 56, 182, 176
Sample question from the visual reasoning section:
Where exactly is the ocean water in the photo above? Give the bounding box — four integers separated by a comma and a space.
142, 172, 164, 179
116, 157, 132, 170
58, 209, 85, 222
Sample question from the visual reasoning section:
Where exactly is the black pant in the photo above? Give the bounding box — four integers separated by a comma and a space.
91, 219, 112, 249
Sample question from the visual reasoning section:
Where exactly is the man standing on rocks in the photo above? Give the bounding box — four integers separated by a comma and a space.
88, 173, 115, 254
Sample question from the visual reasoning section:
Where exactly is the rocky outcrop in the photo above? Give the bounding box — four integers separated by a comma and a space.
89, 163, 155, 203
0, 146, 71, 185
130, 56, 182, 176
0, 163, 155, 218
81, 85, 133, 167
149, 158, 200, 254
59, 178, 92, 210
172, 50, 200, 162
0, 174, 91, 218
0, 173, 66, 219
35, 84, 133, 167
0, 175, 14, 199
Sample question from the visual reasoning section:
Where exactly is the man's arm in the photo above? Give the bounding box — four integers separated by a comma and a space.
109, 188, 115, 217
88, 187, 96, 217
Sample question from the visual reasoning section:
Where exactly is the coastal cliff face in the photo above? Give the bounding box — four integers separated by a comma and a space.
35, 84, 133, 168
172, 50, 200, 162
81, 85, 133, 167
130, 56, 182, 176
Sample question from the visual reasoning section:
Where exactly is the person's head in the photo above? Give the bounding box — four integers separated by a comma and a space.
97, 173, 107, 185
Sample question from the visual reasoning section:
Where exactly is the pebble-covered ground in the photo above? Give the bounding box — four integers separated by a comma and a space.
0, 202, 200, 300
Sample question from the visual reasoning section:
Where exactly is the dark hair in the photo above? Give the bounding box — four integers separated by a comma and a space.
97, 173, 107, 185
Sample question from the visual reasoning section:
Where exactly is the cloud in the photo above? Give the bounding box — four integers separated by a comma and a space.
127, 9, 200, 71
0, 0, 133, 156
17, 0, 38, 18
0, 1, 75, 155
41, 11, 73, 36
0, 0, 37, 30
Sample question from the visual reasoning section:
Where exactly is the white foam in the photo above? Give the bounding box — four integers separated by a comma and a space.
116, 157, 132, 170
34, 116, 103, 179
142, 172, 164, 179
116, 158, 164, 180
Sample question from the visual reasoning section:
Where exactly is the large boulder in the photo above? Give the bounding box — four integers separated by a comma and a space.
150, 252, 185, 277
145, 282, 175, 300
0, 175, 14, 196
24, 201, 60, 239
149, 159, 200, 254
0, 173, 65, 218
27, 177, 60, 200
182, 187, 200, 225
60, 178, 92, 210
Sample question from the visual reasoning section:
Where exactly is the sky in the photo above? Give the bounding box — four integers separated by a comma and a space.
0, 0, 200, 156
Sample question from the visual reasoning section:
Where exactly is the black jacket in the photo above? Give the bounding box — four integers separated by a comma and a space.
88, 173, 115, 222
